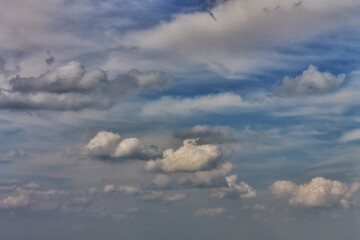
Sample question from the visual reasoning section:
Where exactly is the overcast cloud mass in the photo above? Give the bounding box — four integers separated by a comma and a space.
1, 0, 360, 239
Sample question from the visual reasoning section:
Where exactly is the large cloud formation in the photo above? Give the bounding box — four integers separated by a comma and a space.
0, 61, 172, 111
145, 139, 224, 172
275, 65, 345, 96
84, 131, 161, 160
270, 177, 360, 208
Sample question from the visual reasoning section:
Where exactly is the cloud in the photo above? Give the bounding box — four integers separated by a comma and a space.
141, 92, 248, 116
103, 184, 116, 193
118, 185, 143, 196
164, 193, 186, 202
116, 0, 360, 77
339, 129, 360, 143
270, 177, 360, 208
173, 125, 236, 144
0, 194, 29, 209
84, 131, 161, 160
3, 150, 28, 159
194, 207, 226, 217
0, 180, 67, 211
151, 163, 233, 189
275, 65, 345, 96
211, 175, 256, 199
0, 61, 172, 111
145, 139, 224, 173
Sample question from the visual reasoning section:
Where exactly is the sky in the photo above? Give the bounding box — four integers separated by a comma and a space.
1, 0, 360, 239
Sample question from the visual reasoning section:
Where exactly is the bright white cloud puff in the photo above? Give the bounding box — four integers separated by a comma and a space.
145, 139, 223, 173
270, 177, 360, 208
84, 131, 161, 160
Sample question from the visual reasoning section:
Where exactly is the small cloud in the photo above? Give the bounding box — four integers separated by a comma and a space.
103, 184, 116, 193
211, 175, 256, 199
84, 131, 161, 161
194, 207, 226, 217
164, 193, 186, 202
339, 129, 360, 143
275, 65, 345, 96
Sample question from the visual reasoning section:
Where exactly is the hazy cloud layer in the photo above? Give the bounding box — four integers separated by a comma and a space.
151, 163, 234, 189
84, 131, 161, 160
270, 177, 360, 208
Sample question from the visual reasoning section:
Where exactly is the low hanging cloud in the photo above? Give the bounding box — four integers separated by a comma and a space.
275, 65, 345, 96
194, 207, 226, 218
151, 162, 234, 189
84, 131, 161, 160
173, 125, 236, 144
211, 175, 256, 199
339, 129, 360, 143
145, 139, 224, 173
270, 177, 360, 208
0, 61, 172, 111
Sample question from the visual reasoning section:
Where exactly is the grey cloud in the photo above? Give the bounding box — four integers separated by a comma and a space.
194, 207, 226, 217
151, 163, 234, 189
1, 61, 172, 111
173, 125, 236, 144
275, 65, 345, 96
211, 175, 256, 199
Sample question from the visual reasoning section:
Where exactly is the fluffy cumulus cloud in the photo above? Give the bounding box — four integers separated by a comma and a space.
194, 208, 226, 218
151, 162, 234, 189
173, 125, 236, 144
211, 175, 256, 199
145, 139, 224, 173
270, 177, 360, 208
118, 185, 143, 196
84, 131, 161, 160
275, 65, 345, 96
0, 61, 172, 111
339, 129, 360, 143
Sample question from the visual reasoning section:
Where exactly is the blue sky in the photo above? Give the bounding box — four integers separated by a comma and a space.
1, 0, 360, 239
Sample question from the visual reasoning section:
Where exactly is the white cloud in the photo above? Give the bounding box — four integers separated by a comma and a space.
270, 177, 360, 208
84, 131, 161, 160
194, 207, 226, 217
211, 175, 256, 199
145, 139, 223, 173
339, 129, 360, 143
103, 184, 116, 193
276, 65, 345, 96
